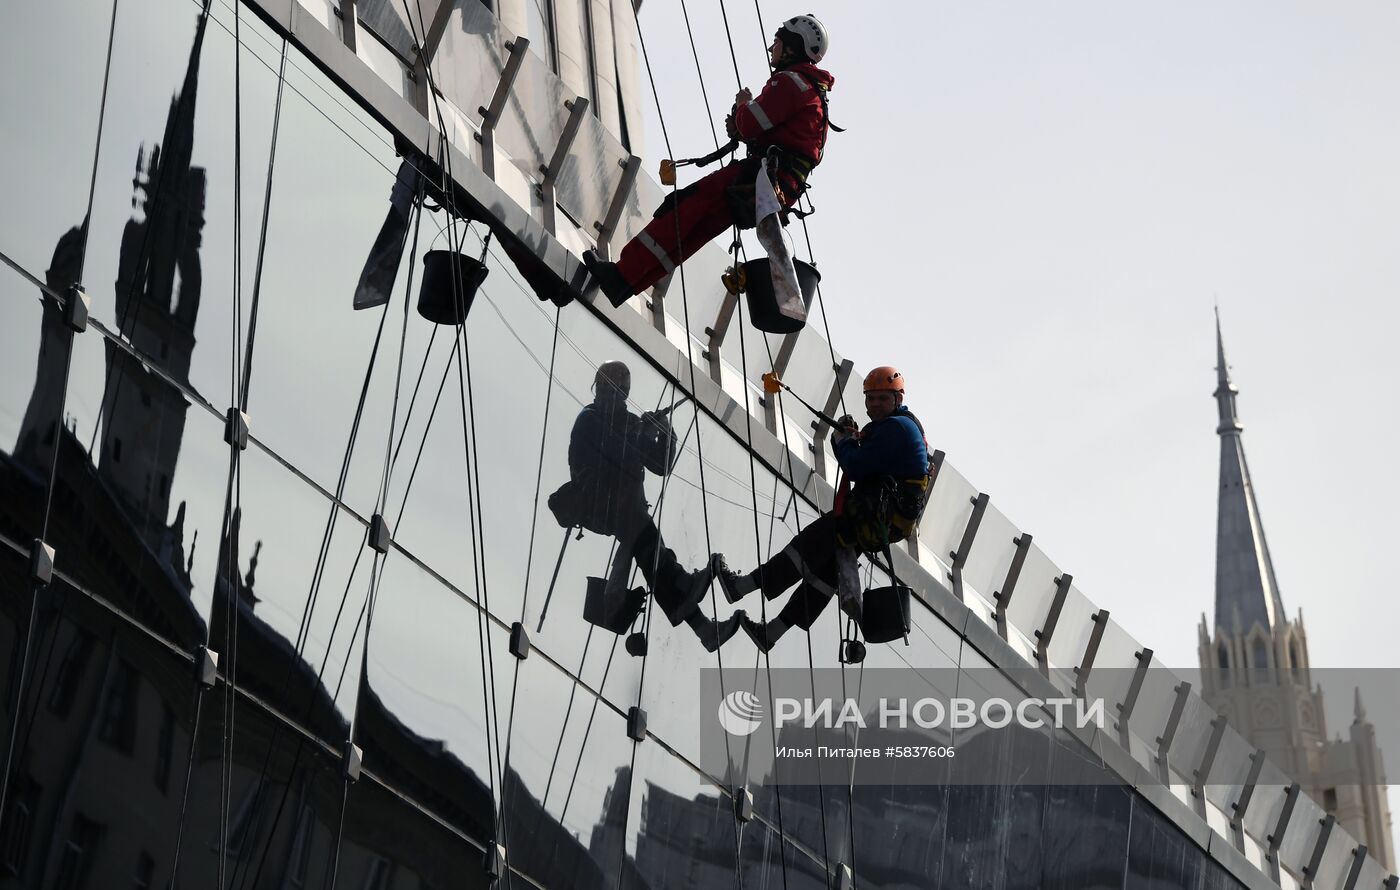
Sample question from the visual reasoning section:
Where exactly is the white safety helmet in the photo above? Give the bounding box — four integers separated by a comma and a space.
779, 14, 828, 63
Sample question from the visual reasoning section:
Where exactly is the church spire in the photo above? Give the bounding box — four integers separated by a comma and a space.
1213, 313, 1286, 635
1215, 308, 1243, 435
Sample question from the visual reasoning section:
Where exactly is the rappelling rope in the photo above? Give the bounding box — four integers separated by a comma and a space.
628, 6, 752, 887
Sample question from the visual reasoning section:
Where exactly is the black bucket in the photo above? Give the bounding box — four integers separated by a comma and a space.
742, 257, 820, 334
582, 576, 647, 635
859, 585, 912, 643
418, 249, 489, 325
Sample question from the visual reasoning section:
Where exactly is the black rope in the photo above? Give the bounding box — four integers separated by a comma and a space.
239, 184, 432, 890
239, 38, 289, 411
730, 5, 858, 872
216, 0, 248, 879
629, 7, 755, 888
405, 1, 516, 877
515, 306, 562, 623
497, 300, 562, 848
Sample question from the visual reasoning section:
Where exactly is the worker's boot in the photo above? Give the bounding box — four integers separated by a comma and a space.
582, 249, 636, 308
687, 609, 745, 653
740, 614, 787, 653
711, 553, 759, 604
655, 560, 714, 626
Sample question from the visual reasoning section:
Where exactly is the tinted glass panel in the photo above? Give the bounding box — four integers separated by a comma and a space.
57, 323, 226, 649
0, 570, 198, 889
0, 2, 115, 278
82, 0, 280, 408
174, 689, 344, 888
0, 275, 68, 545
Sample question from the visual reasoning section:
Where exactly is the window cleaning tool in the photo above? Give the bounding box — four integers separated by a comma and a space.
659, 138, 739, 186
761, 372, 849, 431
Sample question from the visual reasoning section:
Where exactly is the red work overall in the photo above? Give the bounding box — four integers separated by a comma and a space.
615, 62, 834, 295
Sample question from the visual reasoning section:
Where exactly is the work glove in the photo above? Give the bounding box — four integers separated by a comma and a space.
724, 111, 738, 140
640, 410, 671, 431
832, 415, 859, 445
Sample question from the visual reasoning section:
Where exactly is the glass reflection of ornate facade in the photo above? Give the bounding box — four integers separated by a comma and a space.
0, 2, 1391, 889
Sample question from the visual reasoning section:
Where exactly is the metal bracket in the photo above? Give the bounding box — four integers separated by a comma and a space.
1302, 814, 1335, 888
224, 408, 250, 451
409, 0, 458, 114
1155, 681, 1192, 764
475, 37, 531, 180
539, 97, 590, 235
763, 333, 802, 436
1073, 609, 1109, 698
735, 785, 754, 822
197, 646, 220, 688
812, 359, 854, 444
1192, 714, 1228, 798
414, 0, 457, 69
647, 273, 670, 333
992, 533, 1032, 640
593, 155, 642, 260
369, 514, 392, 554
1341, 845, 1368, 890
947, 492, 989, 601
342, 740, 363, 782
1116, 646, 1153, 735
627, 706, 647, 742
1267, 783, 1301, 858
64, 285, 89, 333
336, 0, 357, 52
810, 360, 854, 480
485, 843, 507, 879
1033, 573, 1073, 671
510, 622, 531, 660
950, 493, 989, 573
704, 291, 740, 383
29, 539, 55, 586
1230, 747, 1266, 830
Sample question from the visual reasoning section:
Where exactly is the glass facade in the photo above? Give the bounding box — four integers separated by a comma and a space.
0, 2, 1391, 889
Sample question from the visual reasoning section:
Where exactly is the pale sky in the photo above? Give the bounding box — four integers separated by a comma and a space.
636, 1, 1400, 675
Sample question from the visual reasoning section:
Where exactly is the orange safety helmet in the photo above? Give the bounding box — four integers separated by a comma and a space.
863, 366, 905, 394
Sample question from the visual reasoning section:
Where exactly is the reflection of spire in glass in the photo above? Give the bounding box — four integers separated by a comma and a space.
1213, 311, 1285, 635
100, 10, 210, 536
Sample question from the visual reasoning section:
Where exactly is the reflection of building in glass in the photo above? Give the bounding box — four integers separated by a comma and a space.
1198, 320, 1395, 869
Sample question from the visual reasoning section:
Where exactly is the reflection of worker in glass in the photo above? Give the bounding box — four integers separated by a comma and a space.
713, 367, 930, 651
562, 361, 743, 651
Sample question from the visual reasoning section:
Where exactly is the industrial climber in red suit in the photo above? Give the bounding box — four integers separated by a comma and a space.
582, 15, 834, 306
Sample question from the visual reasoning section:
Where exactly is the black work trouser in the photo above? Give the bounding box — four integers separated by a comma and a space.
606, 510, 695, 625
753, 513, 841, 630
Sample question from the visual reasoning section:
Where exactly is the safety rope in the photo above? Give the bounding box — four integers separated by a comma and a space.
708, 1, 847, 879
405, 2, 515, 879
216, 0, 248, 878
236, 165, 446, 890
734, 0, 862, 864
629, 5, 757, 887
497, 300, 562, 849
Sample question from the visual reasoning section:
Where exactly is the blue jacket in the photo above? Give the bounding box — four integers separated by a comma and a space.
833, 406, 928, 480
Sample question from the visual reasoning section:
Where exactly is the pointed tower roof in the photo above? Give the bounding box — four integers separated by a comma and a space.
1213, 311, 1286, 635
